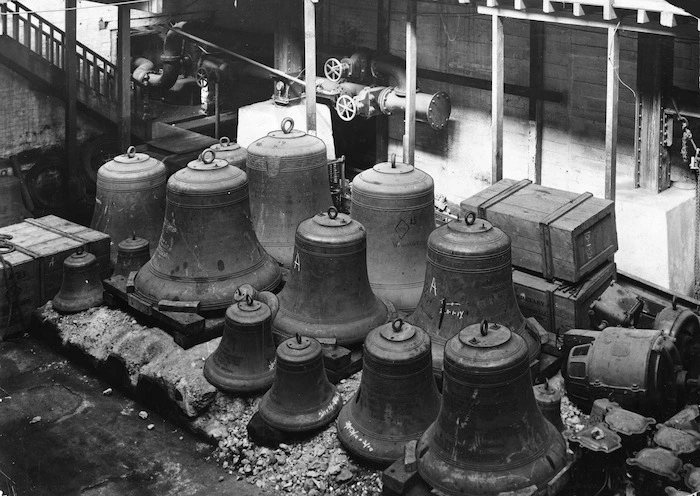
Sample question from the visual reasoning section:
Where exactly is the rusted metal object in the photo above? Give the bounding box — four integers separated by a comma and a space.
337, 319, 441, 465
588, 281, 644, 329
654, 424, 700, 459
272, 207, 389, 347
90, 146, 167, 266
565, 327, 682, 419
533, 380, 564, 432
134, 148, 281, 312
416, 321, 567, 496
209, 136, 246, 172
684, 463, 700, 492
258, 334, 341, 433
0, 170, 32, 228
113, 234, 150, 278
204, 291, 278, 393
564, 423, 624, 492
627, 448, 683, 496
408, 213, 541, 376
654, 301, 700, 374
350, 154, 435, 312
604, 406, 656, 454
52, 249, 104, 313
246, 118, 332, 268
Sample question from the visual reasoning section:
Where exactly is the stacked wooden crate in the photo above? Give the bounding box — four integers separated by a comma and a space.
460, 178, 618, 343
0, 215, 110, 339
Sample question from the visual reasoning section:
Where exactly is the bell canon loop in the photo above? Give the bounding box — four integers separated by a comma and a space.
246, 117, 333, 267
337, 318, 441, 465
416, 320, 568, 496
90, 146, 167, 266
134, 148, 281, 312
350, 154, 435, 312
273, 206, 390, 347
52, 248, 104, 313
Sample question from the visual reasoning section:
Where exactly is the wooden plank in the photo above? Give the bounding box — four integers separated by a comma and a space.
529, 21, 544, 184
117, 4, 131, 150
375, 0, 390, 163
403, 0, 417, 165
491, 14, 504, 183
604, 26, 619, 201
65, 0, 78, 212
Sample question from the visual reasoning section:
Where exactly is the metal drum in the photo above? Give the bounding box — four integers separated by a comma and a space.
246, 117, 332, 267
351, 154, 434, 312
90, 146, 167, 266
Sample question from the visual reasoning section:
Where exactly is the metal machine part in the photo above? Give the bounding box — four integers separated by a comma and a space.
588, 281, 644, 330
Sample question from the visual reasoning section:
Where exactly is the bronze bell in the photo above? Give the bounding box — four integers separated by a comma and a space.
534, 380, 564, 432
273, 206, 390, 347
134, 149, 282, 312
90, 146, 167, 266
113, 233, 151, 278
0, 170, 32, 228
416, 321, 568, 496
408, 212, 541, 377
247, 117, 333, 267
53, 248, 104, 313
204, 291, 278, 393
210, 136, 247, 172
337, 319, 441, 465
258, 334, 342, 432
350, 154, 435, 312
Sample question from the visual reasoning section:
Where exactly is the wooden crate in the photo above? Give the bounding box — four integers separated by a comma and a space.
513, 261, 616, 340
460, 179, 617, 283
0, 216, 110, 339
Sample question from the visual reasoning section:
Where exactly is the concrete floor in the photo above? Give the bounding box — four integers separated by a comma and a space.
0, 334, 265, 496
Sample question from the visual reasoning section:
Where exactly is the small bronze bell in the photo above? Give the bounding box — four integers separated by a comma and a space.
533, 380, 564, 432
53, 248, 104, 313
113, 233, 151, 277
204, 292, 278, 394
337, 319, 441, 465
258, 334, 342, 433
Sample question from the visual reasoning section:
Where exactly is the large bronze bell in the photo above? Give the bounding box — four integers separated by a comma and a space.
0, 170, 32, 228
258, 334, 342, 432
204, 291, 278, 393
247, 117, 333, 267
337, 319, 441, 465
408, 212, 541, 376
350, 155, 435, 312
113, 234, 150, 277
210, 136, 247, 172
90, 146, 167, 266
134, 149, 281, 312
416, 321, 568, 496
52, 248, 104, 313
272, 207, 390, 347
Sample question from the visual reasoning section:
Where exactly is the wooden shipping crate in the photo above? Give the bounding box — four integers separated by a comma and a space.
460, 179, 617, 283
0, 216, 110, 338
0, 247, 40, 339
513, 261, 616, 340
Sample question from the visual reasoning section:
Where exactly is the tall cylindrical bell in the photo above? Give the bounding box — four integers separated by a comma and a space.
337, 319, 441, 465
258, 335, 342, 432
204, 292, 277, 393
0, 170, 32, 228
408, 212, 540, 376
113, 234, 151, 278
134, 149, 282, 312
417, 321, 568, 496
247, 117, 333, 267
350, 155, 435, 312
272, 207, 390, 347
90, 146, 167, 266
52, 249, 104, 313
210, 136, 247, 172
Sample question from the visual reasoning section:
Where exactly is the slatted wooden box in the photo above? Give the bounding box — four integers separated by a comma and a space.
460, 179, 617, 283
0, 216, 110, 339
513, 260, 616, 340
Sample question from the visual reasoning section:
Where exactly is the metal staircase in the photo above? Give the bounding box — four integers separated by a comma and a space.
0, 0, 148, 138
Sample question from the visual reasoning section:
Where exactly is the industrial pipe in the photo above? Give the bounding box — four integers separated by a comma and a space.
371, 54, 407, 94
378, 88, 451, 130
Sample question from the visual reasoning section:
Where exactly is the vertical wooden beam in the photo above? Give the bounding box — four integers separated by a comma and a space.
636, 33, 674, 193
375, 0, 391, 163
65, 0, 78, 197
529, 21, 544, 184
403, 0, 417, 166
604, 26, 619, 201
491, 14, 504, 183
117, 5, 131, 150
275, 0, 303, 78
304, 0, 317, 135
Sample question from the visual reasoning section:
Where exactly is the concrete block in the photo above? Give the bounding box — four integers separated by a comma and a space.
108, 327, 177, 387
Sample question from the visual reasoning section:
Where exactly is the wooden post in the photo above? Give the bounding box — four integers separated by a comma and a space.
214, 80, 220, 140
375, 0, 391, 163
604, 26, 619, 201
491, 14, 504, 183
529, 21, 544, 184
403, 0, 417, 166
636, 33, 674, 193
304, 0, 317, 135
65, 0, 78, 201
117, 5, 131, 150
